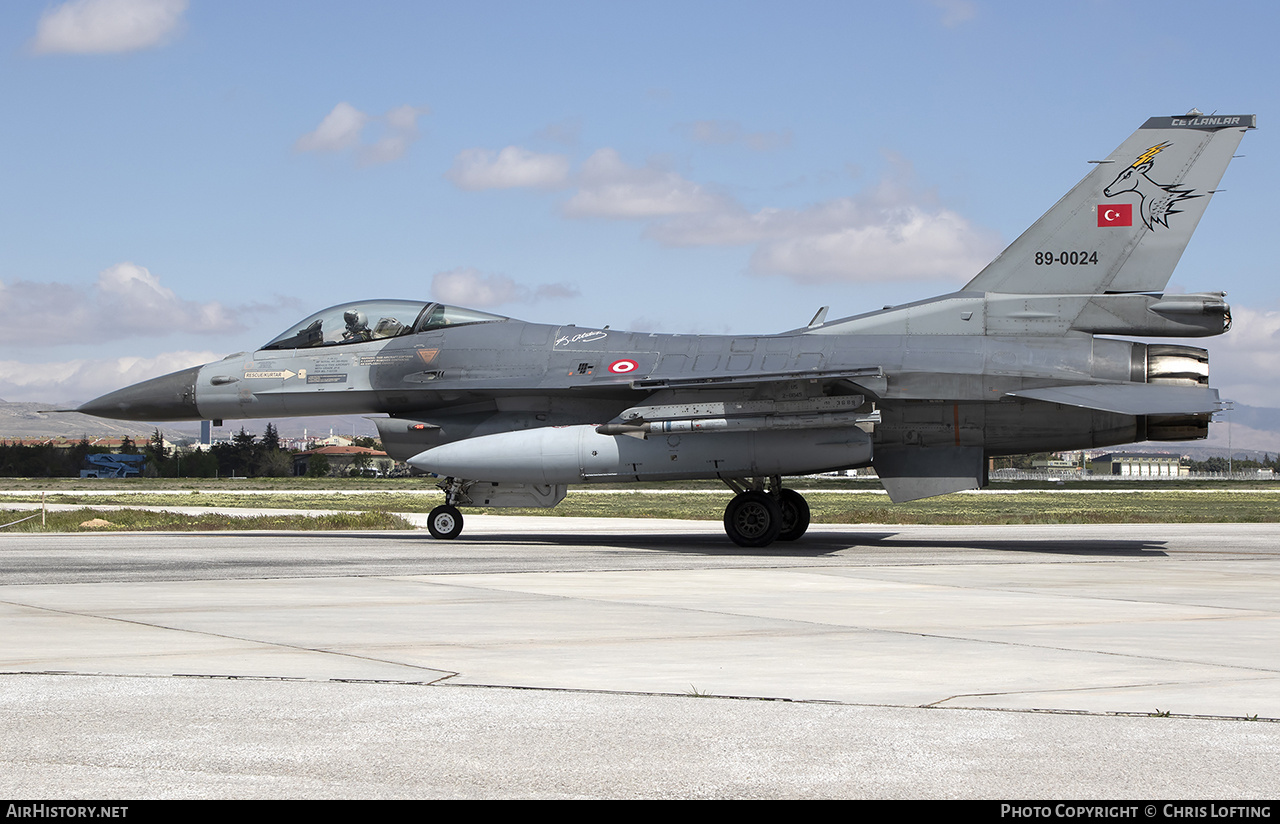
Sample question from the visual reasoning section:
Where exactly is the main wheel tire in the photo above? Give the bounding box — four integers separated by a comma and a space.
427, 504, 464, 539
723, 491, 782, 548
777, 489, 811, 541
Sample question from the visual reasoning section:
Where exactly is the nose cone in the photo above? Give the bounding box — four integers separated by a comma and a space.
77, 365, 203, 421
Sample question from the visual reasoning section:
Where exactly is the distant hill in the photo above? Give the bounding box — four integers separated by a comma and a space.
1128, 404, 1280, 460
0, 402, 161, 441
1224, 404, 1280, 433
0, 401, 383, 444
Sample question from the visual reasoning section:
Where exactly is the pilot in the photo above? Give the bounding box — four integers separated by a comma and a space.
342, 309, 373, 342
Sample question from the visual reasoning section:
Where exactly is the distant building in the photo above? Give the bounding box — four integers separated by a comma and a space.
1032, 454, 1082, 475
1089, 452, 1187, 478
292, 445, 393, 477
2, 437, 81, 449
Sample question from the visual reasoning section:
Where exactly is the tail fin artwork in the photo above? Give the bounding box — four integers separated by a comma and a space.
964, 112, 1255, 296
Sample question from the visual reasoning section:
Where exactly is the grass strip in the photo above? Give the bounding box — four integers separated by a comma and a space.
0, 508, 415, 533
6, 489, 1280, 526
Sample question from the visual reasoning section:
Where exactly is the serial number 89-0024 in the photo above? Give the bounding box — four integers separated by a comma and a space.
1035, 251, 1099, 265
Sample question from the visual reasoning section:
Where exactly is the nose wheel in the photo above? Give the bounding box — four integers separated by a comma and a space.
427, 504, 464, 539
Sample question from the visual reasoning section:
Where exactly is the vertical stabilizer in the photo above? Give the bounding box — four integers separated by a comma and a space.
964, 114, 1254, 295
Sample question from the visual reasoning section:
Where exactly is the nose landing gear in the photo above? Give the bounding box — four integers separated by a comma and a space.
427, 477, 467, 539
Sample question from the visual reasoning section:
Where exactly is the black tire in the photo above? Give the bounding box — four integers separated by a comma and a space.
427, 504, 464, 540
777, 489, 811, 541
723, 491, 782, 548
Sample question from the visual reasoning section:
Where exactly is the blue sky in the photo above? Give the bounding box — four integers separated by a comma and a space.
4, 0, 1280, 408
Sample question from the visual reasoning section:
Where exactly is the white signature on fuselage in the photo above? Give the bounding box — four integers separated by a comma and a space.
554, 330, 608, 347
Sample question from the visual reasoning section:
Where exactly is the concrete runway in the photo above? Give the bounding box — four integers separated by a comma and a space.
2, 517, 1279, 798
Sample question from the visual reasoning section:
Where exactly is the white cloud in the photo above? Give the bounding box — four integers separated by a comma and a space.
30, 0, 187, 55
0, 350, 219, 404
530, 282, 580, 301
446, 147, 571, 190
431, 269, 523, 307
0, 263, 273, 346
363, 103, 430, 164
744, 132, 793, 153
683, 120, 792, 152
384, 103, 422, 133
646, 177, 1003, 283
747, 205, 1002, 283
536, 118, 583, 147
447, 143, 1001, 285
364, 134, 413, 165
932, 0, 978, 28
563, 149, 729, 219
294, 102, 369, 153
431, 268, 579, 308
1205, 306, 1280, 408
295, 103, 429, 164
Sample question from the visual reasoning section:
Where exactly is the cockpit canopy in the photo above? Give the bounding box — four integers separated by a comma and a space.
261, 300, 508, 350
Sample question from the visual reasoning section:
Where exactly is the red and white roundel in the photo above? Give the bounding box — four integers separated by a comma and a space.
608, 359, 639, 374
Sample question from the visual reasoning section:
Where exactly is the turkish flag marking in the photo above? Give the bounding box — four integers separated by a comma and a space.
1098, 203, 1132, 227
608, 359, 638, 374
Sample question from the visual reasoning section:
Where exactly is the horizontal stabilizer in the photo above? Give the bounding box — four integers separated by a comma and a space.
1007, 384, 1220, 415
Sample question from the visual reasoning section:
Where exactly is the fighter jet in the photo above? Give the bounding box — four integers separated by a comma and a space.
76, 112, 1254, 546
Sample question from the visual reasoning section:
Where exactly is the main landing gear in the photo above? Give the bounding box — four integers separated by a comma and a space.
424, 474, 810, 548
721, 477, 810, 548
